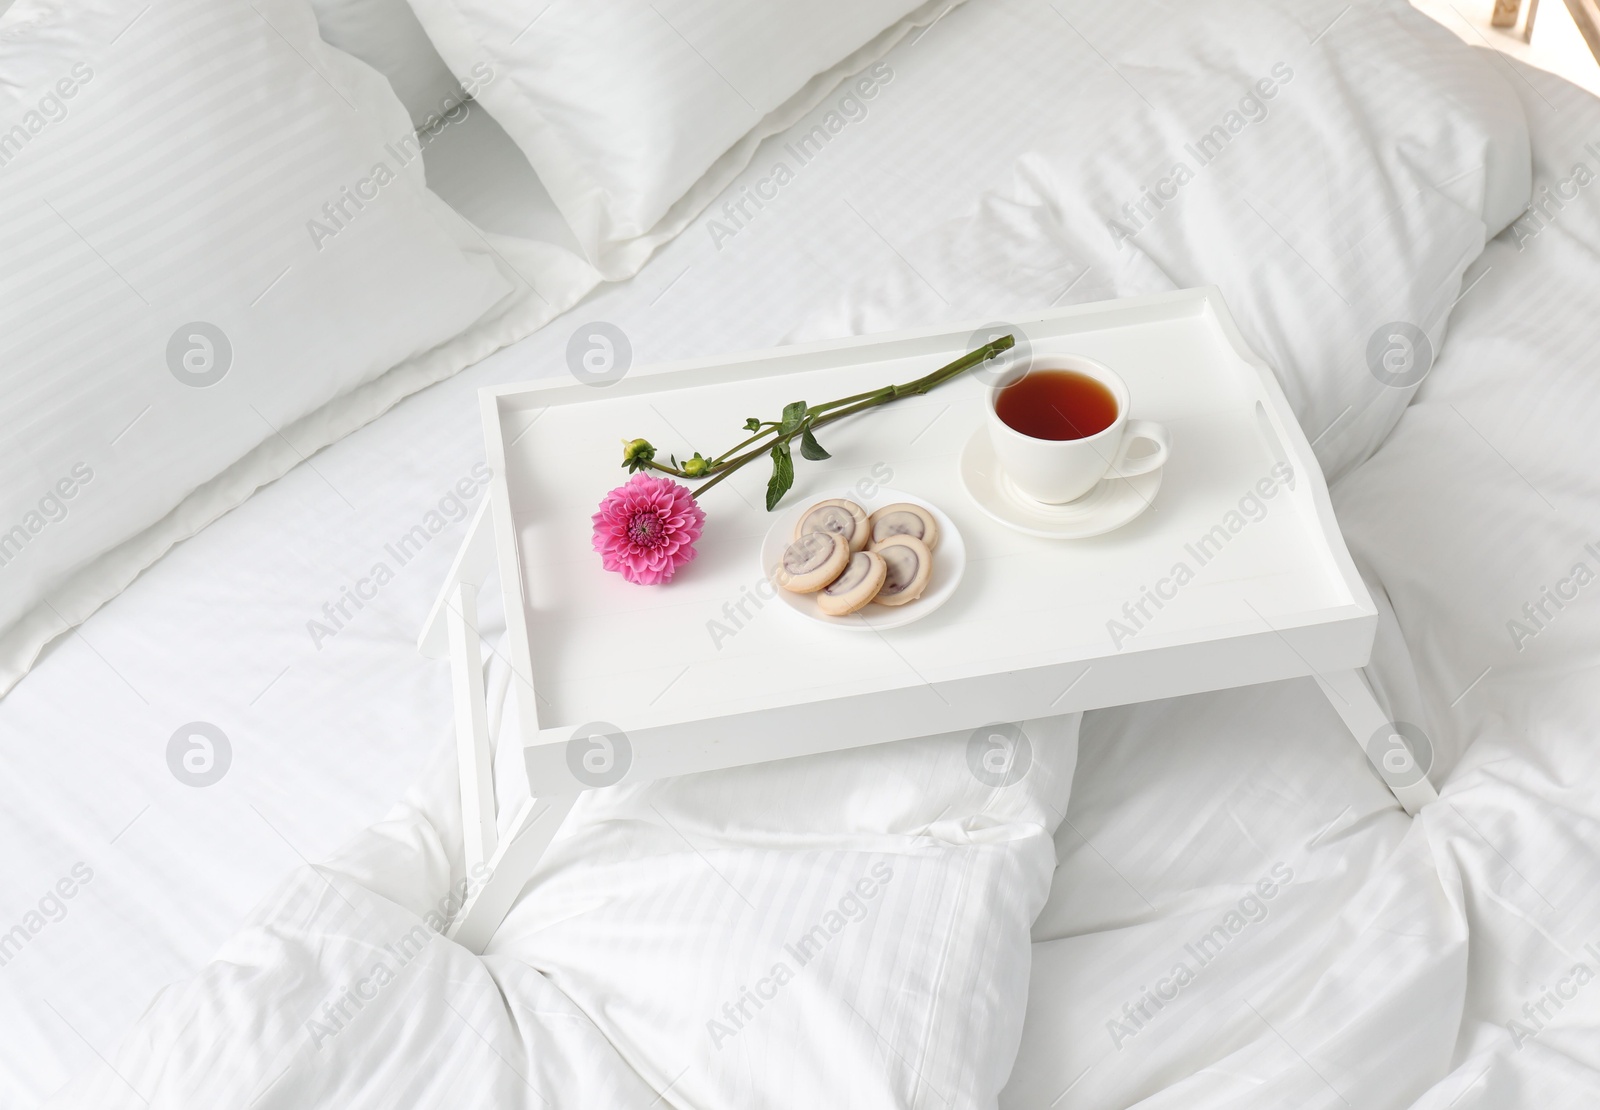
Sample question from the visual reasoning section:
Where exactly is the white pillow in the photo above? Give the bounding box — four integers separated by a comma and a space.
308, 0, 468, 131
404, 0, 952, 277
0, 0, 518, 694
785, 0, 1531, 482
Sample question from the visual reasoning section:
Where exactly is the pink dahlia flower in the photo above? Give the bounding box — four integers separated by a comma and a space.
591, 473, 706, 585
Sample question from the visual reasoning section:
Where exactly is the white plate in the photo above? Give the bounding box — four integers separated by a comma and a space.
760, 487, 966, 631
959, 427, 1162, 539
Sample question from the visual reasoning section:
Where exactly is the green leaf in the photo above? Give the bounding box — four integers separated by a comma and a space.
779, 401, 808, 433
765, 442, 795, 511
744, 417, 762, 432
799, 426, 831, 461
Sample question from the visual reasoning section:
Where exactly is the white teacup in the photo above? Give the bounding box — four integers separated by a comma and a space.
986, 356, 1170, 504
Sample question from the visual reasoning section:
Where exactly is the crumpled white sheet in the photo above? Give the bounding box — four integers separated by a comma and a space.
49, 713, 1081, 1109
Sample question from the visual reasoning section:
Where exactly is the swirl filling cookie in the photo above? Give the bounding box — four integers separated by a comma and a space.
871, 535, 933, 606
868, 503, 938, 551
817, 550, 887, 616
774, 531, 850, 593
797, 498, 870, 552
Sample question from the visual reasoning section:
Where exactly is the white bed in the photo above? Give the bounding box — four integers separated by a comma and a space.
5, 0, 1600, 1106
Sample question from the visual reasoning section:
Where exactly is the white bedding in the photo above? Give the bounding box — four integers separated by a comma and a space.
1007, 57, 1600, 1109
0, 0, 540, 695
5, 2, 1600, 1108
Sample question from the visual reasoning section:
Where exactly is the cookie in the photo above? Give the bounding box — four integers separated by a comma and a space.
870, 535, 933, 606
868, 502, 938, 551
797, 498, 870, 552
774, 531, 850, 593
817, 550, 887, 616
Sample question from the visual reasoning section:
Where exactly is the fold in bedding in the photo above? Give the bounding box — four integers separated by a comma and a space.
48, 715, 1081, 1108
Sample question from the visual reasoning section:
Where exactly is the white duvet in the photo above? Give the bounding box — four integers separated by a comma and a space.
19, 3, 1600, 1110
50, 716, 1076, 1108
1006, 56, 1600, 1110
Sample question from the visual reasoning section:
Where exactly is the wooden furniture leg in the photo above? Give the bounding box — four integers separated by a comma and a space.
1564, 0, 1600, 56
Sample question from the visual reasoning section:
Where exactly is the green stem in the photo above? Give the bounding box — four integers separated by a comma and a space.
809, 386, 891, 415
647, 462, 694, 478
639, 426, 776, 479
688, 437, 783, 497
686, 336, 1012, 501
710, 422, 780, 466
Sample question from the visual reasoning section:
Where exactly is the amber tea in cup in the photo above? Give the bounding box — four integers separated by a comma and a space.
985, 356, 1171, 504
994, 369, 1119, 441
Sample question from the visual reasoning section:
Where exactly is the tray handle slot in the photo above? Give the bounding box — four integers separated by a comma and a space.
1253, 400, 1297, 492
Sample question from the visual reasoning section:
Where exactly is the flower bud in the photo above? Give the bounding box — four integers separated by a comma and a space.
621, 438, 656, 472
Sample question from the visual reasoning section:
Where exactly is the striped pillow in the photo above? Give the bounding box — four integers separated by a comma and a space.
308, 0, 467, 131
403, 0, 956, 278
0, 0, 518, 694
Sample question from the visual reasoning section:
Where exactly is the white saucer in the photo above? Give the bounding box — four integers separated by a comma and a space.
760, 487, 965, 631
958, 428, 1162, 539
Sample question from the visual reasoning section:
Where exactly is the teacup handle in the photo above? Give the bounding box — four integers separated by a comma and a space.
1110, 420, 1170, 478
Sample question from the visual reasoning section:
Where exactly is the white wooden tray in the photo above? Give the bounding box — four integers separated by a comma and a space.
417, 287, 1443, 952
466, 287, 1377, 791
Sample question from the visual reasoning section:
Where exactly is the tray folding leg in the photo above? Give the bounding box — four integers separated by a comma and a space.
447, 579, 497, 874
446, 793, 577, 953
420, 500, 579, 954
1316, 668, 1438, 816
